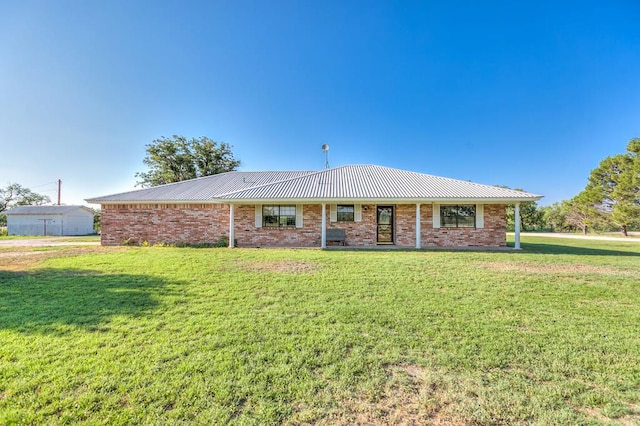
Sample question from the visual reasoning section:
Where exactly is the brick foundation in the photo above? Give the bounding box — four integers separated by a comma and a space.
100, 203, 507, 248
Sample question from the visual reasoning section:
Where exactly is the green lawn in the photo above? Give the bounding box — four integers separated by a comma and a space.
1, 237, 639, 424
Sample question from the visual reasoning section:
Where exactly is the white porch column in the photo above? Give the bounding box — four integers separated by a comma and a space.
415, 203, 421, 249
228, 204, 235, 248
514, 203, 521, 250
321, 203, 327, 248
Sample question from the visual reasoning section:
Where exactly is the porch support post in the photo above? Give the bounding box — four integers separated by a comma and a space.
415, 203, 421, 249
228, 204, 235, 248
321, 203, 327, 248
514, 202, 521, 250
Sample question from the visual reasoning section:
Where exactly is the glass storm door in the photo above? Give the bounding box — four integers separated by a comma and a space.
376, 206, 394, 244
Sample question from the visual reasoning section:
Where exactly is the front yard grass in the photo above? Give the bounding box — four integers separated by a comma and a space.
0, 237, 639, 424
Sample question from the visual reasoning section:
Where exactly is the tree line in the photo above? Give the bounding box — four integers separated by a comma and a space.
2, 135, 638, 235
507, 138, 640, 235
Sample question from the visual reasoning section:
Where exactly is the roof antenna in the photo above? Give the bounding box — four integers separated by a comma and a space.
322, 144, 330, 169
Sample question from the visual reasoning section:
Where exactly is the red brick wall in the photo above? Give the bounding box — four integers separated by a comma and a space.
421, 204, 507, 247
100, 203, 229, 245
234, 205, 322, 247
100, 202, 507, 248
322, 204, 378, 247
395, 204, 417, 246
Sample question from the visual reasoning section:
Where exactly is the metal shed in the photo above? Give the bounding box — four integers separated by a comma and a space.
6, 205, 96, 236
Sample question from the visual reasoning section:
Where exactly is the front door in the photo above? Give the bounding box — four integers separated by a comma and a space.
376, 206, 394, 244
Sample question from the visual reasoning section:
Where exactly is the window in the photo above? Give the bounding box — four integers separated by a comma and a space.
440, 205, 476, 228
337, 205, 355, 222
263, 205, 296, 227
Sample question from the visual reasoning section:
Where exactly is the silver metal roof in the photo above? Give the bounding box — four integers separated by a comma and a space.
5, 205, 96, 215
220, 165, 542, 202
85, 171, 315, 203
86, 165, 542, 204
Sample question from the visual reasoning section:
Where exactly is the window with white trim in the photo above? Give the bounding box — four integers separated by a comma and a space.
262, 205, 296, 227
440, 205, 476, 228
337, 205, 355, 222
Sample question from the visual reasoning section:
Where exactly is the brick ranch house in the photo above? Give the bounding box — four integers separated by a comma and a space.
86, 164, 542, 249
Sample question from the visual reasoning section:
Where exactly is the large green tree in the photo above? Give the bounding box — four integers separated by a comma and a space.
503, 188, 544, 231
564, 191, 609, 235
0, 183, 51, 213
135, 135, 241, 187
583, 139, 640, 235
0, 183, 51, 226
540, 201, 569, 232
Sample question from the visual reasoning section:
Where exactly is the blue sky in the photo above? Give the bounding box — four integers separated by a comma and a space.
1, 1, 639, 207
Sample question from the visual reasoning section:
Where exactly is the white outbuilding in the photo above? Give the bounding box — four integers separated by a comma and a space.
6, 205, 96, 236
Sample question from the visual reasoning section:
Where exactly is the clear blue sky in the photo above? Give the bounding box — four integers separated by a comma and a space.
1, 1, 639, 207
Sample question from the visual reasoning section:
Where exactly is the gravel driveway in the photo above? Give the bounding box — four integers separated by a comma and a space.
518, 232, 640, 242
0, 237, 100, 247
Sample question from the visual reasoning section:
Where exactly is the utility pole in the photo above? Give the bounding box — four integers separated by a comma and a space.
57, 179, 61, 205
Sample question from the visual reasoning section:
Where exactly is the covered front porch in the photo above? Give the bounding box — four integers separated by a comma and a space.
225, 202, 523, 249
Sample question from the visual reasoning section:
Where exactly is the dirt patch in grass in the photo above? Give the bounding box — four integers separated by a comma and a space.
234, 259, 322, 274
0, 251, 57, 271
314, 364, 469, 425
479, 261, 634, 276
0, 247, 123, 272
0, 251, 43, 258
577, 407, 611, 424
577, 405, 640, 426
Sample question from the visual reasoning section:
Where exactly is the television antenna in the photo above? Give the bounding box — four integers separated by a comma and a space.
322, 144, 330, 169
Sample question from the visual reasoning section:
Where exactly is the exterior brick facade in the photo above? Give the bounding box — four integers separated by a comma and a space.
234, 205, 322, 247
421, 204, 507, 247
101, 203, 229, 246
101, 202, 507, 248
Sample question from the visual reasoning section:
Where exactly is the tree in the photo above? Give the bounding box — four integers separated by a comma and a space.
565, 191, 609, 235
583, 139, 640, 236
0, 183, 51, 227
540, 202, 569, 232
503, 188, 544, 231
135, 135, 241, 187
0, 183, 51, 213
93, 209, 101, 234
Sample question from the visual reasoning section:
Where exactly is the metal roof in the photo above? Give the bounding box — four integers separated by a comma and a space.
5, 205, 96, 215
219, 165, 542, 202
86, 165, 542, 204
85, 171, 315, 203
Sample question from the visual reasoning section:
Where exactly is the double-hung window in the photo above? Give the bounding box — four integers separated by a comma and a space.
262, 205, 296, 227
330, 204, 361, 222
440, 205, 476, 228
336, 205, 355, 222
